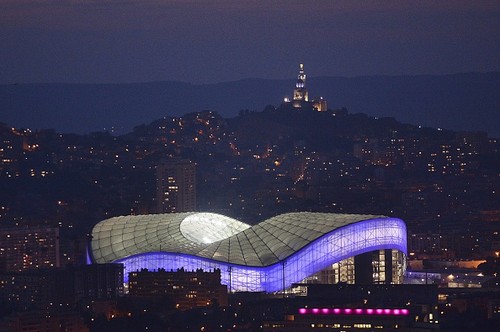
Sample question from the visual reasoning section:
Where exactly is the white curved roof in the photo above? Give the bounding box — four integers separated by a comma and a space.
90, 212, 386, 266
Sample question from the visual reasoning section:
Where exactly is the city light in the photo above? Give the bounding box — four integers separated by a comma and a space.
298, 308, 410, 316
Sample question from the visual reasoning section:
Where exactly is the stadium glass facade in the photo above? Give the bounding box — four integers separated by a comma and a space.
88, 212, 407, 292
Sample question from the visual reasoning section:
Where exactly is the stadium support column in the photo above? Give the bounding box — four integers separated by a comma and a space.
282, 260, 286, 297
228, 236, 232, 293
228, 266, 232, 293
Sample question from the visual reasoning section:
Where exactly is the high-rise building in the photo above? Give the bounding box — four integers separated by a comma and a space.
156, 159, 196, 213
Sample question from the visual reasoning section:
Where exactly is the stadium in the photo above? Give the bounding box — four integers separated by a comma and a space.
88, 212, 407, 292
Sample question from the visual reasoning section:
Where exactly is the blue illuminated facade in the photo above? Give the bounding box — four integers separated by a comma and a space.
89, 212, 407, 292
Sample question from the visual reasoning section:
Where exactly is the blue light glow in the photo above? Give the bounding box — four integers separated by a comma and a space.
112, 218, 406, 292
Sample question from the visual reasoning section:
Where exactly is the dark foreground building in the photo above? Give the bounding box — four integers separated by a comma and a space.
0, 263, 123, 311
128, 268, 227, 310
261, 284, 440, 332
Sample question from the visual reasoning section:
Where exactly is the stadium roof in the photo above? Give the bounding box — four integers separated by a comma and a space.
90, 212, 394, 267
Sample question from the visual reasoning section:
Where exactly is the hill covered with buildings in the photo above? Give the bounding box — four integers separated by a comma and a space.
1, 103, 499, 330
0, 105, 498, 263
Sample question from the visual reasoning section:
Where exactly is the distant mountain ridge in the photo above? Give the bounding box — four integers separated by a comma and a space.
0, 72, 498, 137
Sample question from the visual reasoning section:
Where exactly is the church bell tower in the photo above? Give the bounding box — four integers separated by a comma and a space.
293, 63, 309, 102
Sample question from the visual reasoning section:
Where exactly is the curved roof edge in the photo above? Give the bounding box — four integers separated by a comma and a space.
114, 217, 407, 292
89, 212, 392, 266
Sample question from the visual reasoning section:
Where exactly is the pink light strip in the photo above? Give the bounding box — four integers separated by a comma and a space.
298, 308, 410, 316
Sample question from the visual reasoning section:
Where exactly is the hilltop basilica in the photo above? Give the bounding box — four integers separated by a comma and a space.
282, 63, 327, 112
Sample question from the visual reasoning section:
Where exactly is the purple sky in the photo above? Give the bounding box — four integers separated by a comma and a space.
0, 1, 499, 84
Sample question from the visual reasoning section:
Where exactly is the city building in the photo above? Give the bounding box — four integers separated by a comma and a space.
282, 64, 327, 112
0, 263, 123, 311
156, 159, 196, 213
0, 227, 60, 272
128, 268, 227, 310
262, 284, 441, 331
72, 263, 124, 301
0, 271, 54, 311
405, 268, 493, 288
0, 311, 88, 332
88, 212, 407, 292
263, 307, 434, 332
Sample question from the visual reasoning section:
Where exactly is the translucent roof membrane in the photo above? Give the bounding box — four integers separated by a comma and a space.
90, 212, 402, 268
180, 213, 250, 244
94, 215, 407, 292
90, 213, 407, 292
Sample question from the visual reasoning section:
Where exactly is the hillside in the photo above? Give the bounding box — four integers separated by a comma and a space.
0, 72, 498, 137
